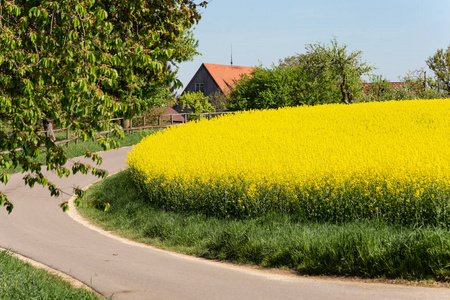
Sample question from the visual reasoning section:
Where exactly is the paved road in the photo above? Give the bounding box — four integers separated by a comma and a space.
1, 146, 449, 299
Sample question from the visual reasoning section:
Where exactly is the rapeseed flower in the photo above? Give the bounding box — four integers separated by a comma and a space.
127, 99, 450, 226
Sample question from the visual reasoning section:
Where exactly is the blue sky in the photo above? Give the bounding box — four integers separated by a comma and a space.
175, 0, 450, 93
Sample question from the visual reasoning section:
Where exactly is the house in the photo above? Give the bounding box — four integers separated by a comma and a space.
160, 106, 186, 123
362, 82, 405, 95
174, 63, 254, 112
149, 106, 186, 124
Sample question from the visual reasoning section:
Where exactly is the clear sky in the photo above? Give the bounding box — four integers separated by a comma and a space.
175, 0, 450, 94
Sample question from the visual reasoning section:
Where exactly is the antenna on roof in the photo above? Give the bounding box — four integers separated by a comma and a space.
230, 44, 233, 66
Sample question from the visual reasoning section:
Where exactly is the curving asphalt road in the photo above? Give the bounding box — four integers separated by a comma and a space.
1, 146, 449, 299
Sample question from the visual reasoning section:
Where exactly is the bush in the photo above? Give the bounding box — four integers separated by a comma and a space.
362, 71, 450, 102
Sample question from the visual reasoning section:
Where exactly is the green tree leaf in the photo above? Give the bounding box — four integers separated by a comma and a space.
0, 0, 208, 213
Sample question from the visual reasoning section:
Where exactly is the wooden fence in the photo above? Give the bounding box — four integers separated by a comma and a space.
1, 112, 238, 153
119, 111, 236, 133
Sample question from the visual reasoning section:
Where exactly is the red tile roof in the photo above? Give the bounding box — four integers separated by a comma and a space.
362, 82, 405, 94
161, 106, 185, 123
150, 106, 185, 123
203, 63, 254, 93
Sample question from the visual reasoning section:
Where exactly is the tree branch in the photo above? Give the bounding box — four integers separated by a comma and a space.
50, 10, 54, 34
33, 42, 40, 64
75, 11, 87, 77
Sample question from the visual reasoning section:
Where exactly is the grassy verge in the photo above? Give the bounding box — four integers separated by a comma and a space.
0, 251, 100, 300
79, 170, 450, 283
3, 130, 156, 174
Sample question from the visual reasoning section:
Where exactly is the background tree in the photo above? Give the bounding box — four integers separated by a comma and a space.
426, 44, 450, 95
396, 69, 444, 99
361, 75, 396, 102
362, 70, 447, 102
0, 0, 207, 212
278, 52, 341, 105
227, 38, 373, 110
303, 38, 373, 104
226, 65, 309, 110
208, 89, 228, 112
178, 91, 214, 120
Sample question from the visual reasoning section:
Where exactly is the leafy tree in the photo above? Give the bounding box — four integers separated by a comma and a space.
227, 38, 373, 110
178, 91, 214, 119
227, 65, 310, 110
361, 75, 394, 102
397, 69, 444, 99
279, 52, 341, 105
0, 0, 207, 212
208, 89, 228, 112
362, 70, 447, 102
426, 44, 450, 95
298, 38, 373, 104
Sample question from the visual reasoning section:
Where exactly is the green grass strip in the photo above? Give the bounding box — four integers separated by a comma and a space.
0, 251, 99, 300
3, 130, 156, 174
79, 170, 450, 282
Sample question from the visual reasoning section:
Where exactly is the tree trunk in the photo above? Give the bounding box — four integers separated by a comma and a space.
121, 119, 131, 130
346, 92, 353, 104
340, 84, 349, 104
43, 119, 56, 142
340, 74, 350, 104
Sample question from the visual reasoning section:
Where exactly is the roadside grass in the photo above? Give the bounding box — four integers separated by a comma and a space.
63, 130, 155, 159
2, 130, 156, 174
0, 251, 100, 300
79, 170, 450, 283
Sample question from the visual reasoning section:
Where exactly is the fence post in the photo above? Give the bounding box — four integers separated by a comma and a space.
170, 114, 173, 125
121, 118, 131, 134
143, 116, 146, 127
158, 115, 161, 126
66, 128, 70, 147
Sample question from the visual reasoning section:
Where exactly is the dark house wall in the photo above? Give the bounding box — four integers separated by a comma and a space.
174, 64, 220, 113
184, 64, 220, 96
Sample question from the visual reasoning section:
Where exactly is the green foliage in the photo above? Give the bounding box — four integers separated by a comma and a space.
362, 70, 449, 102
208, 90, 228, 112
133, 78, 173, 112
79, 171, 450, 282
226, 65, 312, 110
426, 44, 450, 95
178, 91, 215, 114
227, 38, 373, 110
362, 75, 395, 102
0, 0, 207, 212
305, 37, 373, 104
1, 129, 156, 175
0, 251, 99, 299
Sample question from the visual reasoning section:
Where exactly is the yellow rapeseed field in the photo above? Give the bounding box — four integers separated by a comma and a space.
127, 99, 450, 225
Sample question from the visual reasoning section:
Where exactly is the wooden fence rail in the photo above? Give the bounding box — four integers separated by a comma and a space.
1, 111, 237, 153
